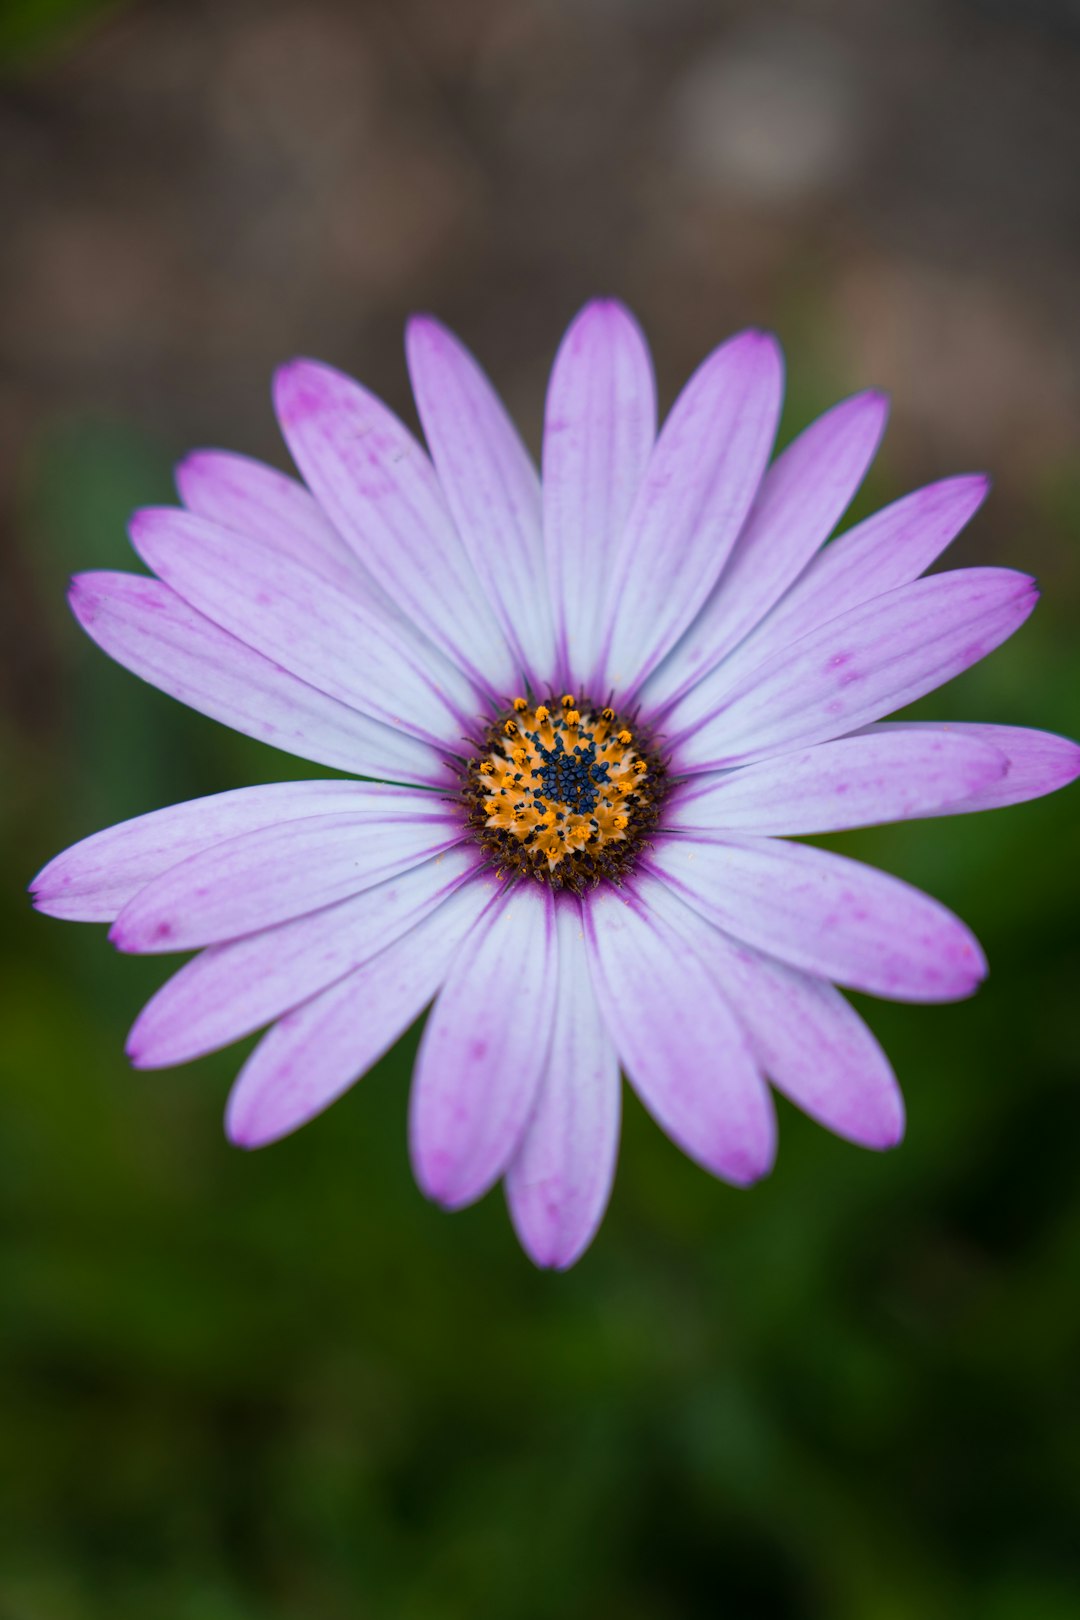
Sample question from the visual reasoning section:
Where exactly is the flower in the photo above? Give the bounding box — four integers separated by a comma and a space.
31, 300, 1079, 1269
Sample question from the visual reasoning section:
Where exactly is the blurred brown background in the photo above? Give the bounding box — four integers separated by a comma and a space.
2, 4, 1079, 1619
4, 0, 1080, 482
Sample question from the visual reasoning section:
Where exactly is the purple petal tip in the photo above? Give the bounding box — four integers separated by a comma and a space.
272, 358, 325, 421
718, 1138, 777, 1188
559, 297, 648, 360
858, 388, 891, 423
67, 573, 98, 624
425, 1181, 466, 1212
735, 326, 781, 355
174, 451, 211, 498
1060, 742, 1080, 786
958, 471, 993, 506
272, 358, 299, 395
127, 507, 156, 544
584, 295, 634, 321
28, 879, 57, 911
224, 1111, 262, 1151
523, 1242, 579, 1273
405, 311, 440, 340
875, 1115, 906, 1151
414, 1156, 475, 1212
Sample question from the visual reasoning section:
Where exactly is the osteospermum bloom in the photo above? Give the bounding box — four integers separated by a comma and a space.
32, 301, 1080, 1268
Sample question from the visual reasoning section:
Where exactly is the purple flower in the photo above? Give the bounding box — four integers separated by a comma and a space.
31, 301, 1079, 1268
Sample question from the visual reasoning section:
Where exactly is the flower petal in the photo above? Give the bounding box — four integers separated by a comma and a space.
505, 900, 621, 1269
864, 722, 1080, 814
592, 329, 783, 698
176, 449, 370, 597
719, 950, 904, 1149
410, 882, 558, 1210
126, 846, 487, 1068
68, 572, 444, 785
406, 316, 556, 686
648, 885, 903, 1148
130, 508, 479, 749
582, 877, 775, 1184
273, 358, 515, 696
111, 803, 463, 953
697, 473, 990, 700
667, 730, 1006, 835
542, 300, 656, 688
648, 833, 986, 1002
672, 568, 1038, 771
226, 881, 492, 1148
642, 390, 888, 711
29, 780, 429, 923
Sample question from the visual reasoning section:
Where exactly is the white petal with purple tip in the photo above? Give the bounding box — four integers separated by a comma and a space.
30, 781, 435, 924
582, 880, 775, 1184
643, 389, 888, 711
226, 882, 493, 1148
672, 567, 1037, 771
717, 947, 905, 1149
410, 882, 558, 1210
176, 449, 370, 598
542, 300, 656, 687
666, 730, 1007, 836
111, 804, 464, 953
649, 833, 986, 1003
273, 358, 514, 695
698, 473, 989, 701
127, 847, 486, 1068
407, 316, 556, 685
505, 901, 621, 1270
68, 572, 443, 785
592, 329, 783, 697
646, 883, 903, 1148
130, 508, 480, 748
863, 722, 1080, 814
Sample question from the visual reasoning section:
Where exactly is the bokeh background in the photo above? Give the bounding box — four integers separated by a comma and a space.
2, 1, 1079, 1615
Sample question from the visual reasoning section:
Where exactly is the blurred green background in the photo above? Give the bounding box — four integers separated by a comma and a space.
2, 1, 1079, 1616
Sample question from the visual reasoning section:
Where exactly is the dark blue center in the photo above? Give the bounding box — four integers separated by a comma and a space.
534, 734, 611, 816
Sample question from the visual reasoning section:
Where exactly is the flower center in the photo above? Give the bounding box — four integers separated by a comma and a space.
460, 693, 667, 890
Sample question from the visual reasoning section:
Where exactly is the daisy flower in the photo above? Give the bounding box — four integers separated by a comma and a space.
31, 301, 1079, 1269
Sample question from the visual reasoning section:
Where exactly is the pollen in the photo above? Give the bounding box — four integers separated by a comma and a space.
460, 695, 667, 891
